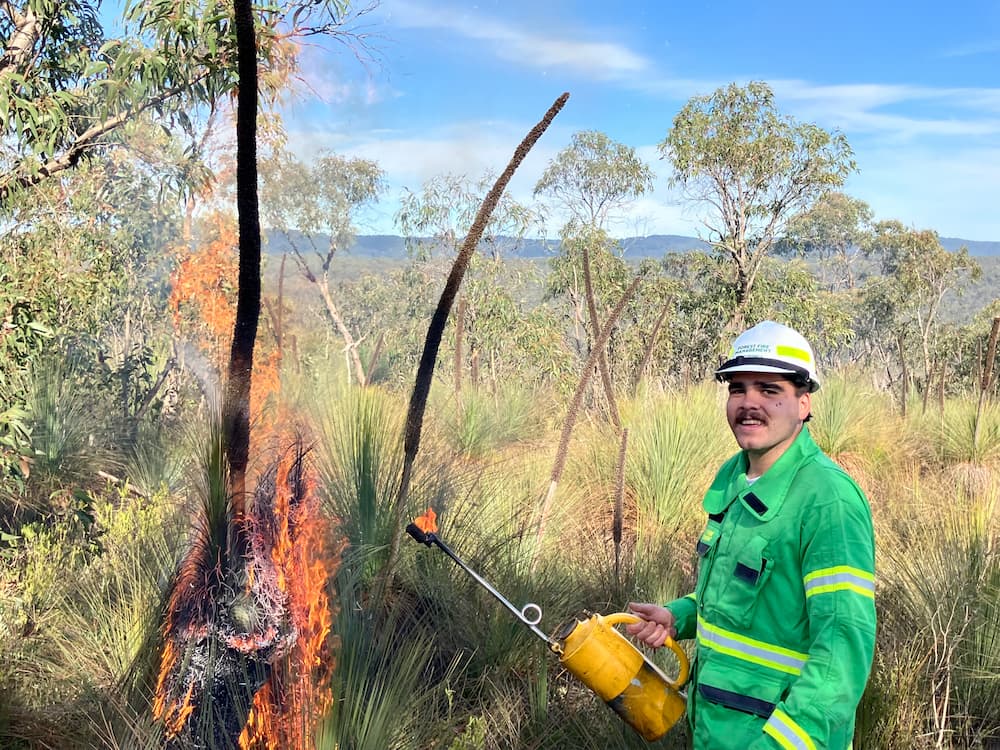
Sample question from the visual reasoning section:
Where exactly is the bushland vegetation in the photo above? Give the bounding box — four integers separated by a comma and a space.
2, 2, 999, 748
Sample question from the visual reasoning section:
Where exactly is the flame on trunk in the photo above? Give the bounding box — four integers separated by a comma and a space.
153, 440, 338, 749
152, 640, 195, 735
238, 448, 337, 749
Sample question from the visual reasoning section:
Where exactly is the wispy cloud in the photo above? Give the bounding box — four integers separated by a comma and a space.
285, 119, 570, 232
939, 39, 1000, 58
385, 0, 650, 79
768, 79, 1000, 138
290, 45, 398, 107
624, 73, 1000, 141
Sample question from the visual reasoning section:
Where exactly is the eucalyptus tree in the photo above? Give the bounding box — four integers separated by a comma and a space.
0, 144, 190, 517
395, 172, 547, 391
0, 0, 376, 207
0, 0, 381, 486
396, 171, 539, 263
861, 220, 981, 406
779, 191, 874, 289
260, 150, 386, 385
534, 131, 656, 405
660, 81, 855, 333
534, 129, 655, 230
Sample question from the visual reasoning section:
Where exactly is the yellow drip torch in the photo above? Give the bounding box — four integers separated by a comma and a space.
406, 512, 690, 742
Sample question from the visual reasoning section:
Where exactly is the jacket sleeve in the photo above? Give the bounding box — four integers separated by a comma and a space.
749, 475, 876, 750
665, 592, 697, 641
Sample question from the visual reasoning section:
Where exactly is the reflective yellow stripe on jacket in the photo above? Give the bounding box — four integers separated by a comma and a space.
696, 615, 808, 676
803, 566, 875, 599
764, 708, 816, 750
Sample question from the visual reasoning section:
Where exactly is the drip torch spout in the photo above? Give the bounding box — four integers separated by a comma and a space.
405, 523, 556, 648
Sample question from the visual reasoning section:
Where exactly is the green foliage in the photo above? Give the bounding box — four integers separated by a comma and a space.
777, 191, 874, 289
922, 398, 1000, 466
742, 258, 856, 352
545, 226, 636, 377
0, 480, 182, 748
1, 0, 369, 203
331, 263, 440, 385
29, 358, 115, 491
316, 555, 443, 750
534, 130, 654, 229
862, 220, 982, 396
661, 81, 856, 321
439, 384, 546, 459
876, 478, 1000, 745
311, 379, 406, 578
809, 372, 901, 465
620, 385, 731, 605
624, 383, 730, 528
653, 252, 855, 383
396, 172, 542, 262
460, 258, 570, 388
547, 226, 631, 304
261, 149, 386, 252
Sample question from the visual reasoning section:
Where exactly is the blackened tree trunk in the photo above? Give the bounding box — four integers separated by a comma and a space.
225, 0, 262, 521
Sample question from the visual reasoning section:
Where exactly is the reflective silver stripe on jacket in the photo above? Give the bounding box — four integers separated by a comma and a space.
697, 616, 808, 675
763, 708, 817, 750
803, 565, 875, 599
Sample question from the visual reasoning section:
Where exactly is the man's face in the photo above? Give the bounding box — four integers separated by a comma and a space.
726, 372, 811, 474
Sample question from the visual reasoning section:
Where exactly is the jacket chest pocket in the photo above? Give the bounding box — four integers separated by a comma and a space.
708, 533, 773, 629
694, 519, 723, 602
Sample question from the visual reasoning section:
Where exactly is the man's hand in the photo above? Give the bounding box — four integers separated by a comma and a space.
626, 602, 677, 648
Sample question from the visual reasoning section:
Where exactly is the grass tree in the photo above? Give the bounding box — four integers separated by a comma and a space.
395, 171, 543, 394
535, 131, 654, 416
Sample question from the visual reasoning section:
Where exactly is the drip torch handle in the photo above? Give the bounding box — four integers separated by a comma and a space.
608, 612, 690, 688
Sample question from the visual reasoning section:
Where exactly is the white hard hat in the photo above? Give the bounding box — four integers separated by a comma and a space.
715, 321, 821, 392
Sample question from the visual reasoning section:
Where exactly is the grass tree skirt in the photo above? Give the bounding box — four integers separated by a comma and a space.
154, 447, 334, 748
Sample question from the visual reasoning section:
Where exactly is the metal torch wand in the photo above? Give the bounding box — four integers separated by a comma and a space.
405, 522, 557, 648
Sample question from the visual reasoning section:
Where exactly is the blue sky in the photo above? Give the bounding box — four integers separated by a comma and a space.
279, 0, 1000, 241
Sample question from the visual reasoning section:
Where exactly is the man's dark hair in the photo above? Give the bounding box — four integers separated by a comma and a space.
788, 377, 813, 422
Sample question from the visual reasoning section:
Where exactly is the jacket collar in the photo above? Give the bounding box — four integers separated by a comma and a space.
703, 426, 819, 522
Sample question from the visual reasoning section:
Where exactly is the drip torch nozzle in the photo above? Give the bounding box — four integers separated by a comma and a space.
405, 523, 432, 546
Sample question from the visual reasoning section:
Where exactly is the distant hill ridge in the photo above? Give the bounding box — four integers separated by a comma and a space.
264, 231, 1000, 258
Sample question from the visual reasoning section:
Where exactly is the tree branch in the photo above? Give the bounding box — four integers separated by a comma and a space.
0, 2, 39, 76
0, 74, 210, 205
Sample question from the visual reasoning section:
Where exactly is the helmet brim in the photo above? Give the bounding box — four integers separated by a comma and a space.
715, 358, 820, 393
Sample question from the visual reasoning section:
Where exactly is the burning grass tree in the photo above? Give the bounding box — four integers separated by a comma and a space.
153, 439, 336, 749
151, 2, 336, 746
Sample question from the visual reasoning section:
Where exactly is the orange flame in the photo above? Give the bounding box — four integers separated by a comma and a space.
237, 448, 337, 750
413, 507, 438, 534
152, 541, 213, 737
152, 639, 195, 735
153, 441, 339, 748
168, 211, 282, 422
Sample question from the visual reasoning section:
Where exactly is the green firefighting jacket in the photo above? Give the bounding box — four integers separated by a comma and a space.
665, 426, 876, 750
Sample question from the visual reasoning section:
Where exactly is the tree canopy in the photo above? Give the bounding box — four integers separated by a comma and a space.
0, 0, 369, 207
534, 129, 654, 230
660, 81, 856, 330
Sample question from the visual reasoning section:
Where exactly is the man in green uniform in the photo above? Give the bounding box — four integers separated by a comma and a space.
627, 321, 876, 750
